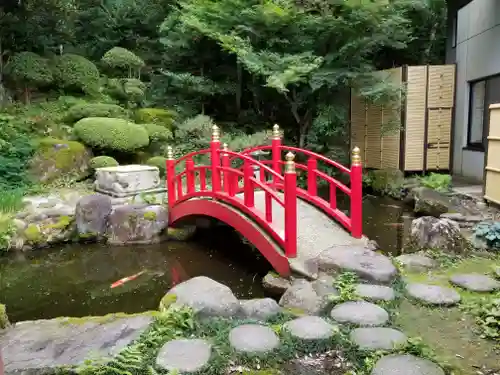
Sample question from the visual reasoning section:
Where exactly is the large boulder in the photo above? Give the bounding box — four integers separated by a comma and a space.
160, 276, 240, 318
106, 204, 168, 245
75, 194, 112, 239
30, 138, 92, 183
411, 187, 451, 217
409, 216, 469, 253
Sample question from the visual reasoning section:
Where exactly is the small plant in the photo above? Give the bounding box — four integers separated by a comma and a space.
418, 173, 451, 192
329, 271, 360, 304
461, 293, 500, 341
473, 221, 500, 250
90, 156, 119, 169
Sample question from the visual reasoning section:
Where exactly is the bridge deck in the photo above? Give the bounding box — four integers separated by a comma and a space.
242, 191, 366, 277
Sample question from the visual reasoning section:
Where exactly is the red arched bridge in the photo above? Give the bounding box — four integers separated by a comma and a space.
166, 124, 365, 277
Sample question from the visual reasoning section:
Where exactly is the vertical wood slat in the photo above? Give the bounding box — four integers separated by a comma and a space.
485, 104, 500, 204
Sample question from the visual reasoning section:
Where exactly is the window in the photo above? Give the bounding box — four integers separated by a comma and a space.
468, 80, 486, 147
451, 16, 457, 48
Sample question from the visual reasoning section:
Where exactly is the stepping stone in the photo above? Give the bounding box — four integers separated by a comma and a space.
371, 354, 445, 375
229, 324, 279, 353
350, 327, 407, 350
355, 284, 395, 302
283, 316, 336, 340
395, 254, 437, 272
316, 246, 398, 284
240, 298, 282, 320
330, 301, 389, 326
156, 339, 211, 373
449, 273, 500, 292
405, 283, 460, 306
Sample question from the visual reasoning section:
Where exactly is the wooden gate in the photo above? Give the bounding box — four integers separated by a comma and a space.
351, 64, 455, 172
484, 104, 500, 205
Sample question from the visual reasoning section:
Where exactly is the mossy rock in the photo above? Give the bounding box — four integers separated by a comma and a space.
159, 293, 178, 312
23, 216, 75, 247
0, 303, 10, 329
30, 137, 92, 183
90, 156, 119, 170
167, 226, 197, 241
365, 168, 404, 197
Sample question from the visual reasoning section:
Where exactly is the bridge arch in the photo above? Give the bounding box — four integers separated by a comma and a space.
170, 198, 291, 276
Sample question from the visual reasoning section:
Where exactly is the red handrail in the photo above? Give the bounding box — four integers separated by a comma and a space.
165, 124, 363, 262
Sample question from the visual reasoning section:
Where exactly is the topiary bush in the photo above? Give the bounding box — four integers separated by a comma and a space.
52, 54, 100, 95
145, 156, 167, 177
64, 103, 128, 123
142, 123, 173, 143
4, 52, 53, 103
90, 155, 119, 169
101, 47, 145, 77
73, 117, 149, 152
104, 78, 146, 107
135, 108, 176, 129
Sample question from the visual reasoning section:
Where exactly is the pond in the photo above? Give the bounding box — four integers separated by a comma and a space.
0, 195, 412, 322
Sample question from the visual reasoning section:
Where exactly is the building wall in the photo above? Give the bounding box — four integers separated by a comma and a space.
448, 0, 500, 182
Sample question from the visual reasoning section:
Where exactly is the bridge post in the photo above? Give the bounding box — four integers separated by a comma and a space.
350, 146, 363, 239
272, 124, 282, 184
284, 152, 297, 258
211, 125, 221, 193
221, 143, 231, 195
166, 146, 176, 210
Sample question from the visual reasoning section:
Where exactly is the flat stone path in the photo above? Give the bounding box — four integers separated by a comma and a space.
283, 316, 336, 340
156, 339, 212, 373
355, 284, 395, 302
371, 354, 445, 375
350, 327, 407, 350
330, 301, 389, 326
405, 283, 461, 306
229, 324, 279, 353
0, 314, 152, 374
449, 273, 500, 292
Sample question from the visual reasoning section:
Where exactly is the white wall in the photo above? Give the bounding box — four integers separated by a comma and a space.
452, 0, 500, 182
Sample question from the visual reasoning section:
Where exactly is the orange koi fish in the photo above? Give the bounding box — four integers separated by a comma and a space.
110, 271, 146, 288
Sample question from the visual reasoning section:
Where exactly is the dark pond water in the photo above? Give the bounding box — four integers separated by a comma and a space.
0, 195, 413, 323
0, 226, 271, 323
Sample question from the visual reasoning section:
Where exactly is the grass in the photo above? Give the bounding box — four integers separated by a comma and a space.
0, 189, 25, 214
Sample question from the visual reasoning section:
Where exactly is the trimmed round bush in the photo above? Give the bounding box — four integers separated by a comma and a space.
90, 156, 119, 169
146, 156, 167, 177
5, 52, 53, 86
53, 54, 100, 94
102, 47, 145, 70
73, 117, 149, 152
142, 123, 173, 142
135, 108, 176, 129
64, 103, 128, 123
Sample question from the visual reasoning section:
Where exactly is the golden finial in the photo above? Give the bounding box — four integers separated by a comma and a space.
222, 143, 228, 155
166, 145, 174, 160
352, 146, 361, 166
212, 124, 220, 141
272, 124, 280, 140
285, 152, 295, 173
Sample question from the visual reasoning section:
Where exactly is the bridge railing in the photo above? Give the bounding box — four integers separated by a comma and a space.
165, 126, 299, 257
235, 125, 363, 239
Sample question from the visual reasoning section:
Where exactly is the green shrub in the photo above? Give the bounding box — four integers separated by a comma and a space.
90, 156, 119, 169
4, 51, 53, 87
142, 123, 173, 142
419, 173, 452, 192
104, 78, 146, 107
0, 115, 36, 189
53, 54, 100, 94
64, 103, 128, 123
473, 221, 500, 250
73, 117, 149, 152
101, 47, 145, 72
145, 156, 167, 177
135, 108, 176, 129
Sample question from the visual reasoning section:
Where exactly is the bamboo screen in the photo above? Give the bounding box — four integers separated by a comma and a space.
350, 64, 455, 172
485, 104, 500, 205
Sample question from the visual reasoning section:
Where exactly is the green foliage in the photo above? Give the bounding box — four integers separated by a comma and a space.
0, 303, 9, 328
418, 173, 451, 192
474, 222, 500, 250
142, 123, 173, 143
89, 156, 119, 169
52, 54, 101, 95
104, 78, 147, 107
461, 293, 500, 341
64, 103, 128, 123
101, 47, 145, 75
145, 156, 167, 177
4, 51, 53, 88
174, 114, 215, 154
0, 189, 25, 214
0, 115, 36, 190
363, 169, 405, 199
73, 117, 150, 152
329, 271, 360, 304
135, 108, 176, 129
